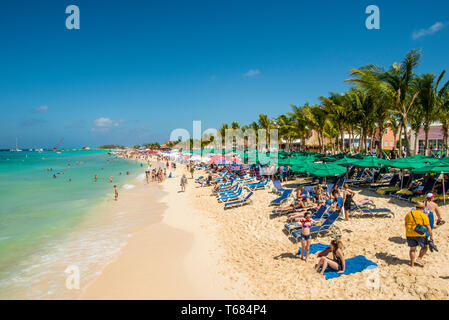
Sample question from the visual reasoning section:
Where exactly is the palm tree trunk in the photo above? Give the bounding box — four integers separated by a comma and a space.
424, 125, 430, 156
398, 125, 403, 158
402, 115, 411, 156
414, 130, 419, 156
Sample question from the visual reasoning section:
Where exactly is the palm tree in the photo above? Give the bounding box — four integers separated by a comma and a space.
347, 49, 422, 156
275, 114, 297, 151
302, 103, 328, 153
320, 93, 348, 152
435, 71, 449, 156
289, 104, 310, 150
258, 113, 273, 149
408, 106, 424, 155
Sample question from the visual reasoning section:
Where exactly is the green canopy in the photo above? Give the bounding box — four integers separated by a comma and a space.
386, 157, 428, 169
304, 163, 347, 177
333, 156, 359, 166
350, 157, 386, 168
411, 160, 449, 174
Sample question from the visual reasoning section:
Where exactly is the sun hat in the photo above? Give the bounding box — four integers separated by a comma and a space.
415, 203, 425, 209
426, 193, 435, 199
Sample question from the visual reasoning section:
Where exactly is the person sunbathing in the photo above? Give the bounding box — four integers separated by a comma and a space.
314, 184, 324, 203
275, 200, 305, 215
315, 239, 345, 275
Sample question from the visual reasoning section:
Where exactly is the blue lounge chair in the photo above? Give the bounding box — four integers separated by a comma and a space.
272, 180, 285, 194
283, 205, 328, 233
271, 189, 292, 206
359, 207, 394, 217
245, 179, 269, 190
224, 192, 253, 209
291, 211, 340, 241
345, 170, 364, 185
217, 187, 242, 202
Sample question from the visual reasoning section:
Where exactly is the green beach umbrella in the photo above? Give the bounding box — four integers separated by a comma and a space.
386, 157, 428, 170
304, 163, 347, 177
350, 157, 385, 168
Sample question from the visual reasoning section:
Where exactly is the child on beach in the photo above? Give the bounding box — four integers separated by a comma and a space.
299, 211, 313, 262
180, 174, 187, 192
114, 185, 118, 201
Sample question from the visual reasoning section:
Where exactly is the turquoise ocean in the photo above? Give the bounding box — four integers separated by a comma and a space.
0, 150, 150, 299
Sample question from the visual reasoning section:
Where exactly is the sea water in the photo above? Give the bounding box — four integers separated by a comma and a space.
0, 150, 151, 299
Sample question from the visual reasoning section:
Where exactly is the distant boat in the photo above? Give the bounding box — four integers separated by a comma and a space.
10, 138, 22, 152
36, 148, 43, 152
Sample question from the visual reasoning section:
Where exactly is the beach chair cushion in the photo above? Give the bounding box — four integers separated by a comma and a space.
323, 255, 377, 280
361, 208, 391, 214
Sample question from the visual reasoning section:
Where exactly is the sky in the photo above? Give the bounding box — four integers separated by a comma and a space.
0, 0, 448, 149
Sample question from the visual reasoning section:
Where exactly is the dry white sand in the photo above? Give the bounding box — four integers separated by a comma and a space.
82, 164, 449, 299
81, 164, 253, 299
188, 172, 449, 300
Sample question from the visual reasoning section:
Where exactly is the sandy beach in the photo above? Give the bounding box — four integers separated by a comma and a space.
82, 162, 449, 300
82, 163, 254, 299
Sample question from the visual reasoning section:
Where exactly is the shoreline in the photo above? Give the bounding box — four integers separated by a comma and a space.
81, 165, 253, 299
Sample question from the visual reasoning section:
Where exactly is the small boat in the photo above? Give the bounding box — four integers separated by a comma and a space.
10, 138, 22, 152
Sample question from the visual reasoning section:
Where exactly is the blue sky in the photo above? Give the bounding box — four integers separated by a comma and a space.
0, 0, 448, 148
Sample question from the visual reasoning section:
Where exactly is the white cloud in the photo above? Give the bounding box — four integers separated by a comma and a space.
243, 69, 260, 77
412, 22, 446, 40
33, 105, 48, 113
94, 117, 121, 127
92, 117, 123, 132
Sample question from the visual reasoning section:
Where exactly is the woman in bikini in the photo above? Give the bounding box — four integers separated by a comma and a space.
299, 211, 313, 262
315, 240, 345, 275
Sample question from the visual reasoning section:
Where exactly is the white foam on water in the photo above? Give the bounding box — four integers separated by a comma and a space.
136, 173, 146, 182
122, 184, 135, 190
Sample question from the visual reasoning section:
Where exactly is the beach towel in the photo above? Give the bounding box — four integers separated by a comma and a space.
323, 255, 377, 280
296, 243, 329, 256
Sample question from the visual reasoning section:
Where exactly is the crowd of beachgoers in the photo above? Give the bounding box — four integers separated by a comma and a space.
115, 148, 449, 299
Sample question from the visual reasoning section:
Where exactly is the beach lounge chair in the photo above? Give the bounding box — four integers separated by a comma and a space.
345, 170, 364, 185
291, 211, 341, 242
352, 207, 394, 218
216, 184, 239, 195
283, 205, 328, 234
245, 179, 269, 190
271, 189, 292, 206
217, 187, 242, 202
369, 174, 399, 190
271, 180, 285, 194
224, 192, 253, 209
394, 178, 436, 202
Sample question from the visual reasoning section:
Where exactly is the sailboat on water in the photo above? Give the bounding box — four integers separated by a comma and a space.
10, 138, 22, 152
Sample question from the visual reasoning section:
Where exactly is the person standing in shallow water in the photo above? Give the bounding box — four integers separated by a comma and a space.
114, 185, 118, 201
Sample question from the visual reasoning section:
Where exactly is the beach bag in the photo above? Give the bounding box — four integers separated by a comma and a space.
411, 212, 427, 235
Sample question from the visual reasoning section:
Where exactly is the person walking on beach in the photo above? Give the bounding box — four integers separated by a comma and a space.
420, 193, 445, 227
114, 185, 118, 201
180, 174, 187, 192
190, 165, 195, 179
405, 203, 434, 267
